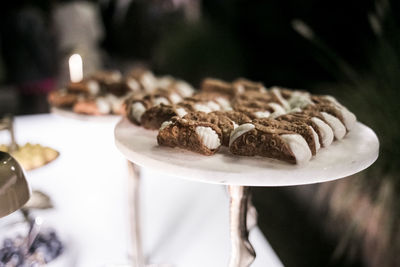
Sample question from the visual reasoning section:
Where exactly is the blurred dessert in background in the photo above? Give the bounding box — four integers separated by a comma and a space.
48, 68, 195, 116
0, 143, 59, 171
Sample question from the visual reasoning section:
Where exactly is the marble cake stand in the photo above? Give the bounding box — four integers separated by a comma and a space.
114, 118, 379, 267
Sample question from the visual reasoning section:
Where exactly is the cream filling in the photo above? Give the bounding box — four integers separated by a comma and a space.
153, 97, 170, 106
106, 94, 123, 113
215, 97, 232, 110
340, 107, 356, 130
207, 101, 221, 111
195, 126, 221, 150
280, 134, 312, 165
160, 121, 172, 130
254, 111, 271, 118
324, 95, 339, 105
321, 112, 346, 140
87, 80, 100, 95
175, 107, 187, 117
127, 78, 141, 92
288, 91, 313, 109
141, 72, 158, 92
324, 96, 356, 130
229, 123, 255, 147
311, 117, 334, 147
131, 102, 146, 123
110, 71, 122, 81
157, 76, 174, 88
169, 93, 183, 104
105, 94, 116, 109
110, 71, 122, 82
271, 87, 290, 111
289, 107, 302, 113
175, 81, 194, 97
309, 126, 321, 151
268, 102, 286, 118
96, 97, 111, 114
194, 103, 212, 113
231, 120, 239, 129
235, 84, 245, 94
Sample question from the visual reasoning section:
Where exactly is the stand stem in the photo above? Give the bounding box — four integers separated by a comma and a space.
127, 161, 145, 267
228, 185, 256, 267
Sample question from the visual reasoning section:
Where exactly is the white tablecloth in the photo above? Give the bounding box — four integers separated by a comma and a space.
0, 114, 283, 267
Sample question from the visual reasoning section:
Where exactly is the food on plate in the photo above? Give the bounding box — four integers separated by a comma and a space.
49, 68, 194, 117
123, 77, 357, 164
0, 143, 59, 171
157, 117, 222, 156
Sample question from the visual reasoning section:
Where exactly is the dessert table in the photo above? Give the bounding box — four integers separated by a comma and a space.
0, 114, 283, 267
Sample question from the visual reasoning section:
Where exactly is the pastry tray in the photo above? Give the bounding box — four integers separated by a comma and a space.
115, 118, 379, 186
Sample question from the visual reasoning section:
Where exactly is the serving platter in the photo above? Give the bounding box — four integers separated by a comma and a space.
114, 118, 379, 186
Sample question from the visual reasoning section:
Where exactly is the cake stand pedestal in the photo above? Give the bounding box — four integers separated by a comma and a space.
114, 118, 379, 267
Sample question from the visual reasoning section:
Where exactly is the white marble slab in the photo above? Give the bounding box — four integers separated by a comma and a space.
115, 118, 379, 186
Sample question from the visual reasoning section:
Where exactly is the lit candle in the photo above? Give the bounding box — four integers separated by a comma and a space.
69, 54, 83, 83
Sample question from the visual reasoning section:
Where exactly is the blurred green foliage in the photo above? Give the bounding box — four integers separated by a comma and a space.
294, 1, 400, 265
153, 20, 245, 86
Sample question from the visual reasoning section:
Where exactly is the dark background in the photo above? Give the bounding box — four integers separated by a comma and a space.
1, 0, 391, 94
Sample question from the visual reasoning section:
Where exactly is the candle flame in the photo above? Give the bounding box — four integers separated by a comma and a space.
69, 54, 83, 83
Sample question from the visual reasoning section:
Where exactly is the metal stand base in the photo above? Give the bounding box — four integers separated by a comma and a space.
127, 161, 145, 267
127, 162, 258, 267
228, 185, 256, 267
127, 162, 173, 267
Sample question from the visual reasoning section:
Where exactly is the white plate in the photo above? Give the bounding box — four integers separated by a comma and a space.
114, 118, 379, 186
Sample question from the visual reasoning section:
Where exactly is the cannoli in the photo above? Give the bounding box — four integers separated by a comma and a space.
126, 69, 158, 93
90, 70, 125, 96
183, 111, 237, 146
125, 88, 186, 125
301, 108, 346, 140
232, 78, 267, 93
157, 117, 222, 155
253, 118, 319, 155
67, 78, 100, 96
269, 86, 315, 111
140, 104, 190, 130
277, 113, 333, 147
72, 94, 124, 115
48, 90, 79, 108
179, 99, 222, 113
200, 78, 235, 96
212, 111, 252, 125
125, 97, 153, 125
169, 80, 195, 98
311, 95, 356, 130
233, 101, 286, 119
73, 100, 104, 115
229, 123, 312, 164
